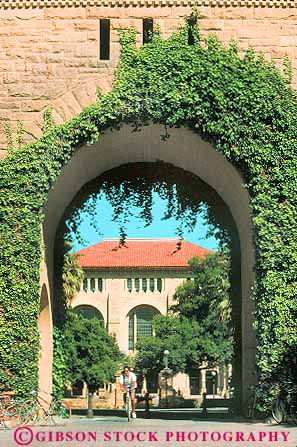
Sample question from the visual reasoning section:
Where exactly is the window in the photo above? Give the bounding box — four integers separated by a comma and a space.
83, 278, 88, 292
186, 13, 197, 46
143, 18, 153, 44
90, 278, 96, 292
74, 305, 104, 323
142, 278, 147, 292
189, 370, 200, 395
128, 306, 158, 350
149, 278, 155, 292
134, 278, 140, 292
98, 278, 103, 292
128, 314, 134, 350
127, 278, 132, 293
206, 371, 218, 395
157, 278, 162, 292
137, 308, 154, 338
100, 19, 110, 60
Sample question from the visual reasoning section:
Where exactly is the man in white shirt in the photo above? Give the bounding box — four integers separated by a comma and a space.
119, 366, 137, 418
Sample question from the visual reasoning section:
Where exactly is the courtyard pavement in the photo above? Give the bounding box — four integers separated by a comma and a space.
0, 414, 297, 447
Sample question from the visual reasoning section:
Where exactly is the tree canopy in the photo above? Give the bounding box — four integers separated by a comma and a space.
62, 311, 121, 392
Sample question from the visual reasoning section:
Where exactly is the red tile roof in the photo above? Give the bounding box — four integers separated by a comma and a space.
75, 239, 213, 269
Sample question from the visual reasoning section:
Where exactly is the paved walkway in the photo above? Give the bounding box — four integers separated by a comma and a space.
1, 415, 297, 447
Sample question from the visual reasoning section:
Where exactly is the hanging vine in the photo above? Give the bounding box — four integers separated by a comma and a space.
63, 162, 231, 248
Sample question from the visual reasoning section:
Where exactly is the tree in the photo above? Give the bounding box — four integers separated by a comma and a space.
135, 253, 233, 378
53, 239, 84, 327
52, 241, 85, 397
62, 240, 84, 307
172, 253, 231, 325
62, 311, 121, 416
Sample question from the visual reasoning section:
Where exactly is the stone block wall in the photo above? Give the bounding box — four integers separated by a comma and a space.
0, 1, 296, 156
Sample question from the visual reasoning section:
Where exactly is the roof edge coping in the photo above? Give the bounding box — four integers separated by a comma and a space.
0, 0, 295, 9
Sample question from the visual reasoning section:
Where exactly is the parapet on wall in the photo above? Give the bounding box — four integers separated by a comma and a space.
0, 0, 296, 154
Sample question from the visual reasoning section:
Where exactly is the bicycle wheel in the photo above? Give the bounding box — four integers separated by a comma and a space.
271, 397, 286, 424
33, 407, 54, 426
4, 403, 27, 429
0, 407, 8, 430
0, 402, 6, 430
22, 402, 39, 426
43, 404, 59, 426
126, 395, 131, 422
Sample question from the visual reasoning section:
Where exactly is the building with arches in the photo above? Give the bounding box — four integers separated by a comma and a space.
69, 238, 231, 405
2, 0, 295, 413
73, 238, 211, 353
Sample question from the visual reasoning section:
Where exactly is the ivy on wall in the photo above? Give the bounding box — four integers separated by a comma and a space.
0, 18, 296, 403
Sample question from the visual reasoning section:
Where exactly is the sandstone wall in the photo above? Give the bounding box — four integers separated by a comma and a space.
0, 2, 296, 155
71, 268, 188, 353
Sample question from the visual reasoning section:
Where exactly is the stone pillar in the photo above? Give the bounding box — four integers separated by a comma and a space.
142, 376, 148, 394
158, 368, 173, 408
200, 367, 207, 394
222, 366, 228, 398
216, 369, 220, 395
38, 283, 53, 399
82, 382, 88, 398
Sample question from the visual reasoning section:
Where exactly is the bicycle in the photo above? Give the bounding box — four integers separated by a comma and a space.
0, 392, 28, 429
123, 388, 133, 422
271, 389, 297, 425
126, 389, 132, 422
23, 390, 64, 426
0, 394, 11, 429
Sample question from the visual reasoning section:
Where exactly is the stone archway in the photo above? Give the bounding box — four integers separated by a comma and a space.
42, 124, 255, 408
38, 283, 53, 395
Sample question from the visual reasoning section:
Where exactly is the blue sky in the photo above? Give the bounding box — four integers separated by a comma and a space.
69, 193, 219, 252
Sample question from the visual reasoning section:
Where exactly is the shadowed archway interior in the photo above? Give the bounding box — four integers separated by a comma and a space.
42, 124, 255, 410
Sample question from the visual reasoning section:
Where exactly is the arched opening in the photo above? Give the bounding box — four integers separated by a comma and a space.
127, 305, 160, 352
38, 284, 53, 395
42, 124, 255, 411
73, 305, 104, 323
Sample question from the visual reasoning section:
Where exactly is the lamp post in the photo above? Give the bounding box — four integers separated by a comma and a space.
163, 349, 169, 369
87, 386, 94, 419
163, 350, 170, 409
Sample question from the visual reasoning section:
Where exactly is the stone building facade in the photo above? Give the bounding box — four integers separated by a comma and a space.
67, 238, 231, 408
0, 0, 292, 408
0, 0, 296, 155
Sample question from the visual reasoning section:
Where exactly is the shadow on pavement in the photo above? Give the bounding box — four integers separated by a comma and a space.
69, 408, 267, 423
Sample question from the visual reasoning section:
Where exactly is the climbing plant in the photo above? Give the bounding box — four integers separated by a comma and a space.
0, 16, 296, 406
